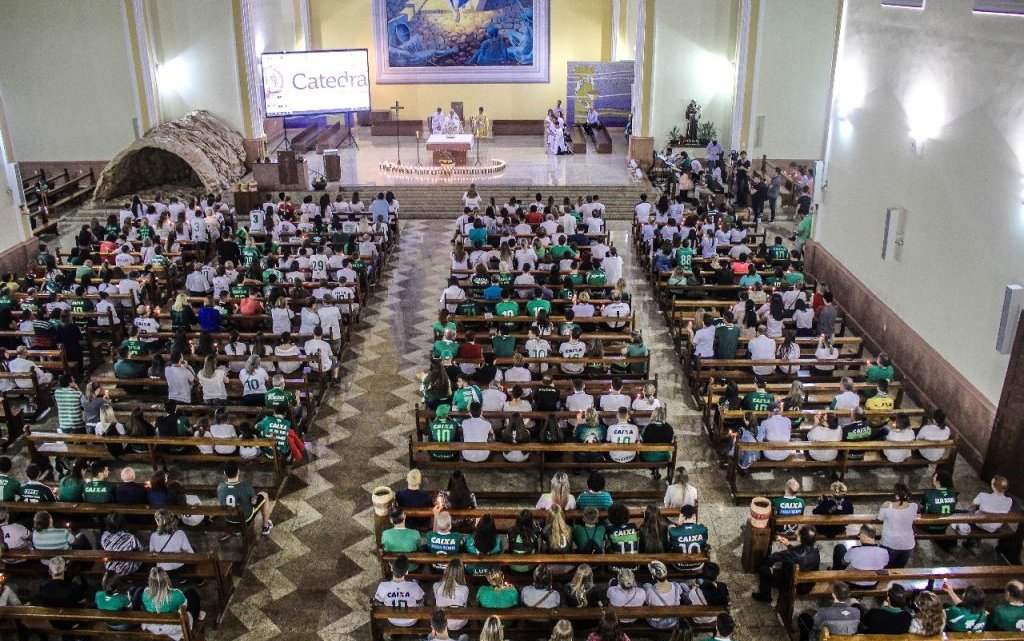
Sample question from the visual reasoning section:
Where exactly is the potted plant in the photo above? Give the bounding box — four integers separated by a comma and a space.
668, 126, 682, 146
697, 121, 717, 146
311, 175, 328, 191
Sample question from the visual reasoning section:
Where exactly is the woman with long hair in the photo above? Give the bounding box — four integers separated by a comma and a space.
521, 564, 560, 609
776, 330, 800, 374
587, 611, 627, 641
909, 590, 946, 636
606, 568, 646, 623
431, 558, 469, 631
478, 615, 505, 641
420, 359, 452, 410
549, 620, 574, 641
239, 355, 269, 406
141, 566, 202, 635
223, 329, 248, 374
639, 504, 666, 553
128, 407, 154, 454
507, 509, 539, 573
148, 509, 194, 573
476, 568, 519, 609
878, 483, 918, 568
197, 354, 228, 405
563, 563, 598, 607
537, 472, 576, 510
812, 334, 839, 375
643, 560, 686, 629
101, 512, 142, 576
465, 514, 502, 577
440, 469, 476, 510
543, 504, 574, 575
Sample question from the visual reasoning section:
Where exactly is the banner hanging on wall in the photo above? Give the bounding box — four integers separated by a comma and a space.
566, 61, 634, 127
372, 0, 549, 84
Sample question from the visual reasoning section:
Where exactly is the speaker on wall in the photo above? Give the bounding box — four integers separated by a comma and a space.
997, 284, 1024, 355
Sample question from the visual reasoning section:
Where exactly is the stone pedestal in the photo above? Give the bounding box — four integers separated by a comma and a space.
628, 135, 656, 170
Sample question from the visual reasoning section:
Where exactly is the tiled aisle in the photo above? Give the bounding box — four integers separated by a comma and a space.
214, 219, 992, 641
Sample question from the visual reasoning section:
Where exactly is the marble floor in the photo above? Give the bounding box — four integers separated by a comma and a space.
208, 218, 997, 641
263, 127, 644, 188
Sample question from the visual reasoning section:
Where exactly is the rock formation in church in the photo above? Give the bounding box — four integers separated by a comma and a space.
94, 110, 246, 201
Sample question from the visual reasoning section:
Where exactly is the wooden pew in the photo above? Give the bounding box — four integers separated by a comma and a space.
702, 380, 902, 413
24, 430, 287, 497
409, 438, 677, 489
2, 548, 231, 616
727, 439, 958, 504
0, 605, 201, 641
778, 565, 1024, 637
822, 632, 1021, 641
691, 357, 869, 398
371, 604, 725, 641
413, 408, 655, 439
570, 124, 588, 154
711, 407, 925, 446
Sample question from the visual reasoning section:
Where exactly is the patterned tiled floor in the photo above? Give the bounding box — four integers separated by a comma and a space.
212, 219, 995, 641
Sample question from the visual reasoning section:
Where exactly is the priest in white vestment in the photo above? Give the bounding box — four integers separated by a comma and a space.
442, 108, 463, 134
430, 108, 445, 135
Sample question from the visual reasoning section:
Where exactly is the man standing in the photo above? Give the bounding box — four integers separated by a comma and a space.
54, 375, 86, 434
705, 140, 723, 169
769, 167, 783, 222
431, 108, 444, 135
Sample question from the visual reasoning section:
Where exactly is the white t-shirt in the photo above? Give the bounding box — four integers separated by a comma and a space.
224, 342, 248, 373
481, 389, 507, 414
748, 335, 777, 376
304, 339, 334, 371
559, 341, 586, 374
883, 428, 916, 462
197, 368, 228, 401
148, 529, 194, 570
916, 423, 951, 462
663, 483, 698, 509
271, 307, 294, 335
806, 424, 841, 461
275, 344, 302, 375
164, 366, 196, 404
607, 421, 639, 463
432, 583, 469, 630
603, 302, 631, 329
565, 391, 594, 420
693, 326, 715, 358
761, 415, 793, 461
461, 417, 492, 463
210, 423, 237, 454
606, 585, 647, 622
317, 306, 343, 342
239, 368, 269, 396
631, 397, 661, 426
374, 580, 424, 626
973, 492, 1013, 532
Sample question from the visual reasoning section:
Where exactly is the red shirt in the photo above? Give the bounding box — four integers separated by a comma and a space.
458, 342, 483, 361
99, 241, 118, 265
239, 298, 264, 315
525, 211, 543, 225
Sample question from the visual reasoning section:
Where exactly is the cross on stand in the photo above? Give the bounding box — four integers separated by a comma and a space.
390, 101, 404, 165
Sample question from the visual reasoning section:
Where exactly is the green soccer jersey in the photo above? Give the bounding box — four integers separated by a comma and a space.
477, 586, 519, 609
714, 324, 741, 358
768, 245, 789, 260
990, 603, 1024, 631
675, 247, 694, 271
495, 300, 520, 318
218, 480, 257, 521
241, 246, 261, 267
429, 418, 459, 461
257, 415, 292, 456
586, 269, 607, 286
572, 523, 607, 553
58, 478, 84, 502
82, 480, 113, 503
433, 339, 459, 360
667, 522, 709, 569
742, 390, 775, 411
945, 605, 986, 633
608, 523, 640, 557
230, 284, 249, 298
491, 335, 516, 357
526, 298, 552, 317
784, 271, 805, 284
550, 245, 576, 260
497, 272, 513, 287
150, 255, 169, 268
96, 591, 131, 611
265, 387, 296, 409
0, 474, 21, 501
121, 338, 147, 357
922, 488, 957, 533
426, 530, 464, 569
452, 385, 482, 412
773, 496, 806, 535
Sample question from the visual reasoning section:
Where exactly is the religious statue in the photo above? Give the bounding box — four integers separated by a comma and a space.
430, 107, 445, 135
685, 100, 702, 141
442, 108, 463, 135
471, 106, 491, 139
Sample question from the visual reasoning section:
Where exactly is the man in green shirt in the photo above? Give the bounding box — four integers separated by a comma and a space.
451, 375, 482, 412
425, 510, 464, 570
772, 478, 806, 536
796, 213, 813, 249
491, 327, 516, 358
218, 462, 273, 535
54, 375, 86, 434
429, 404, 459, 461
494, 290, 520, 331
525, 291, 551, 317
433, 329, 459, 360
714, 311, 741, 359
865, 353, 895, 384
921, 470, 959, 543
586, 259, 607, 290
742, 377, 775, 411
942, 581, 987, 633
550, 238, 576, 261
675, 240, 695, 272
989, 581, 1024, 631
768, 236, 789, 261
82, 461, 114, 503
380, 509, 421, 570
257, 406, 293, 459
667, 504, 709, 570
266, 375, 301, 424
784, 266, 805, 285
0, 288, 14, 313
0, 456, 21, 501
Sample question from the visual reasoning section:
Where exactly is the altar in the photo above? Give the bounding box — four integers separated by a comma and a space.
425, 133, 474, 166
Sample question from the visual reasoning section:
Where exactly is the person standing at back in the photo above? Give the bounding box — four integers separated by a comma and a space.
217, 462, 273, 538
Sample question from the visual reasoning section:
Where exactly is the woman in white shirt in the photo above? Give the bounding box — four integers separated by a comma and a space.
299, 306, 320, 336
223, 331, 248, 374
95, 404, 126, 437
503, 354, 532, 393
239, 355, 270, 405
607, 569, 647, 623
884, 414, 916, 462
792, 299, 815, 337
571, 292, 596, 318
915, 408, 951, 462
197, 355, 228, 404
148, 510, 194, 571
274, 334, 302, 375
207, 408, 237, 455
432, 559, 469, 631
270, 298, 294, 334
812, 335, 840, 375
776, 332, 801, 375
535, 472, 576, 510
462, 184, 482, 211
806, 412, 842, 462
663, 468, 699, 508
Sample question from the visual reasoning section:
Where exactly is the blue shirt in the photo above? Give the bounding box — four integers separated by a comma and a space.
370, 198, 389, 223
198, 306, 222, 332
483, 285, 502, 301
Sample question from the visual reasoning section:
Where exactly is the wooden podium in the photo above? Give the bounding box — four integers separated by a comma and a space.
277, 150, 299, 185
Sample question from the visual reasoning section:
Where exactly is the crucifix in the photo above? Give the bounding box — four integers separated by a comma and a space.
390, 101, 405, 165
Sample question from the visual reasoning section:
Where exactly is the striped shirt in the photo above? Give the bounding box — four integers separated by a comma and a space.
101, 530, 142, 576
54, 387, 85, 432
576, 491, 614, 510
32, 527, 74, 550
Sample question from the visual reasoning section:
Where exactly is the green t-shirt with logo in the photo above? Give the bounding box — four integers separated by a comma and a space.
772, 496, 806, 535
990, 603, 1024, 632
230, 284, 249, 298
265, 387, 296, 409
742, 390, 775, 412
82, 480, 113, 503
945, 605, 986, 633
922, 488, 958, 533
667, 522, 709, 569
433, 339, 459, 360
526, 298, 551, 317
429, 418, 459, 461
452, 385, 481, 412
586, 269, 607, 286
257, 415, 292, 456
495, 300, 520, 318
768, 245, 789, 261
714, 324, 741, 358
426, 530, 464, 569
491, 335, 516, 358
675, 247, 694, 271
0, 474, 21, 501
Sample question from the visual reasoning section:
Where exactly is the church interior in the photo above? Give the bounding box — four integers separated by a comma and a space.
0, 1, 1023, 640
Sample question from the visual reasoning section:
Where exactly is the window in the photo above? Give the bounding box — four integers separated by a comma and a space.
973, 0, 1024, 15
881, 0, 925, 8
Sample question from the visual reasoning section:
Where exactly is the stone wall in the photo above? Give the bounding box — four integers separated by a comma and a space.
93, 110, 246, 202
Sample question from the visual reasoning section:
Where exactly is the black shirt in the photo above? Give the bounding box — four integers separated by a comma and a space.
862, 607, 912, 634
395, 488, 433, 529
39, 578, 87, 613
642, 421, 674, 444
533, 385, 559, 412
797, 194, 812, 215
812, 497, 855, 537
115, 481, 148, 504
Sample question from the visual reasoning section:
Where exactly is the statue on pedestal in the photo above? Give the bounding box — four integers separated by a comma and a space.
685, 100, 702, 142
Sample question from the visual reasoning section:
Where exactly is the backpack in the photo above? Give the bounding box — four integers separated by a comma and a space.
540, 414, 563, 444
578, 526, 603, 554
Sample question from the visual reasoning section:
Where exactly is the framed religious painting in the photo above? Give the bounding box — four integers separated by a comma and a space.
372, 0, 550, 84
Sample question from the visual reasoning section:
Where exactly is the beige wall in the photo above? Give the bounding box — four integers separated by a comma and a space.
309, 0, 612, 121
0, 0, 138, 161
748, 0, 838, 159
649, 0, 739, 150
146, 0, 247, 133
817, 1, 1024, 404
